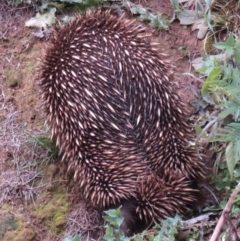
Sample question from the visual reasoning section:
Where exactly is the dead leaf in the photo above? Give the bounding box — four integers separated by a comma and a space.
177, 9, 202, 25
192, 18, 208, 39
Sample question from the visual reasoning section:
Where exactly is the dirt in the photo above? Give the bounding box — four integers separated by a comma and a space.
0, 1, 207, 240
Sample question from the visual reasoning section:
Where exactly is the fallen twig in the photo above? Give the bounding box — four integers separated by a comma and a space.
210, 182, 240, 241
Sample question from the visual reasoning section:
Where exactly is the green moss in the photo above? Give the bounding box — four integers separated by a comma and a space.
33, 191, 70, 236
21, 63, 34, 77
53, 211, 66, 230
16, 218, 23, 230
3, 216, 35, 241
26, 48, 39, 58
3, 228, 35, 241
25, 61, 34, 71
2, 204, 13, 211
18, 47, 39, 78
6, 70, 19, 88
0, 215, 17, 238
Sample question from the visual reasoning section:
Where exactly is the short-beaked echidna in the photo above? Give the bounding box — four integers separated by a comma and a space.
39, 9, 205, 234
120, 170, 198, 236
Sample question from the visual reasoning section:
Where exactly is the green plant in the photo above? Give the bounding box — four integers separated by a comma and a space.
64, 235, 81, 241
61, 0, 103, 4
103, 209, 129, 241
212, 162, 238, 192
191, 37, 240, 241
152, 216, 183, 241
103, 208, 183, 241
169, 0, 225, 39
34, 136, 59, 160
4, 0, 40, 6
123, 1, 169, 30
194, 33, 240, 179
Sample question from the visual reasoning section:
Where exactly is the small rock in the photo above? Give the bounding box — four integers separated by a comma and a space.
0, 214, 17, 239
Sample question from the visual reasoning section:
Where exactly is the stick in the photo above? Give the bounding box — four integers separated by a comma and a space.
209, 182, 240, 241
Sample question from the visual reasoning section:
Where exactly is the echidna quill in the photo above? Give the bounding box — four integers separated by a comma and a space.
39, 9, 205, 236
120, 170, 198, 236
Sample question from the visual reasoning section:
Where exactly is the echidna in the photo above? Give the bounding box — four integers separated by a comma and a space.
120, 170, 198, 236
39, 9, 205, 235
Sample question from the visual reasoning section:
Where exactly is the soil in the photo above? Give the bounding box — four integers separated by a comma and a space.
0, 1, 207, 240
